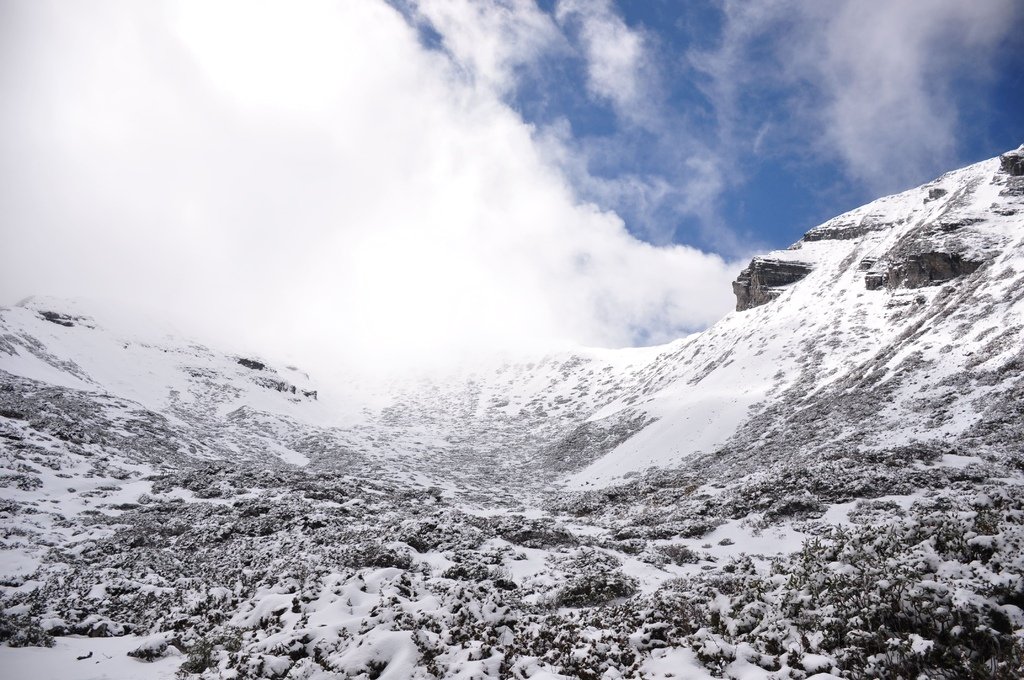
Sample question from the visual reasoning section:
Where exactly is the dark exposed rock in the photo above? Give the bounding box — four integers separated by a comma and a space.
237, 357, 266, 371
999, 148, 1024, 176
935, 217, 983, 232
39, 311, 75, 327
865, 252, 983, 290
254, 376, 296, 394
803, 224, 873, 242
803, 216, 892, 242
1000, 177, 1024, 197
925, 187, 948, 202
864, 271, 886, 291
732, 258, 813, 311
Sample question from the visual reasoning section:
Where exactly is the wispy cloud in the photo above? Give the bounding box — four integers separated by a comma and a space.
411, 0, 564, 96
403, 0, 742, 255
808, 0, 1017, 191
554, 0, 648, 123
694, 0, 1019, 194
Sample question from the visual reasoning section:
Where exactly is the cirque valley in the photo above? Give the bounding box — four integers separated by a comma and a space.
1, 147, 1023, 678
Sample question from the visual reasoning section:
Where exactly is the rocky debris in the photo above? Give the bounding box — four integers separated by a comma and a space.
1000, 176, 1024, 197
732, 257, 813, 311
254, 376, 297, 394
925, 187, 948, 202
999, 147, 1024, 176
250, 377, 317, 399
234, 357, 319, 399
864, 252, 983, 290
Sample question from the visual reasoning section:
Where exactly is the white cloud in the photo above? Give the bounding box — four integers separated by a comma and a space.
533, 120, 733, 250
408, 1, 741, 252
413, 0, 563, 95
0, 0, 741, 376
696, 0, 1019, 193
554, 0, 648, 121
807, 0, 1016, 190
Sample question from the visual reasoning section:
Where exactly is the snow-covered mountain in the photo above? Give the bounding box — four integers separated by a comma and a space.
1, 147, 1023, 679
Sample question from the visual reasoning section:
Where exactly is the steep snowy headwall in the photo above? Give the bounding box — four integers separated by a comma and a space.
565, 147, 1024, 487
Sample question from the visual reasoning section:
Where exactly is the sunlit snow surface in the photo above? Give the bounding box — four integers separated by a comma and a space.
1, 152, 1023, 678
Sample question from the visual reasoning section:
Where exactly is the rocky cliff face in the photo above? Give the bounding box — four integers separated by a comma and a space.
1001, 146, 1024, 176
734, 147, 1023, 309
731, 257, 813, 311
863, 251, 983, 289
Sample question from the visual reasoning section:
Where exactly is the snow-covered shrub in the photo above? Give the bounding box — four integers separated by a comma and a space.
551, 551, 639, 608
178, 637, 217, 675
0, 611, 54, 648
128, 632, 174, 661
441, 562, 491, 582
349, 542, 413, 570
493, 516, 579, 549
553, 571, 638, 608
847, 498, 906, 524
658, 543, 700, 565
675, 487, 1024, 678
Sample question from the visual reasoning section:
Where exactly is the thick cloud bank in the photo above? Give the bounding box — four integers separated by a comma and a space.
0, 0, 739, 372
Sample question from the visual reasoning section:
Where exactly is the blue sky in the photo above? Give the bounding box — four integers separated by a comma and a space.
404, 0, 1024, 255
2, 0, 1022, 367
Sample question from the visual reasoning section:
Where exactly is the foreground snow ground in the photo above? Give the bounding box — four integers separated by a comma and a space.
2, 149, 1024, 677
1, 635, 183, 680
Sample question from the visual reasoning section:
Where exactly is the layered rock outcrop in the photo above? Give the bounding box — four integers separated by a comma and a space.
863, 252, 983, 290
732, 258, 813, 311
802, 216, 890, 242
